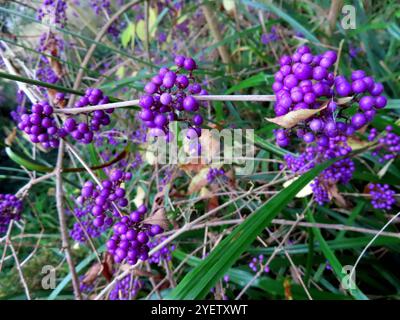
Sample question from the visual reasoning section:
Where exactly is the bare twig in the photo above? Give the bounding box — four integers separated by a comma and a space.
201, 4, 232, 65
55, 140, 82, 300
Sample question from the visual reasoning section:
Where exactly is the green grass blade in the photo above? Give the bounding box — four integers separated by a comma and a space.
167, 157, 336, 299
307, 211, 369, 300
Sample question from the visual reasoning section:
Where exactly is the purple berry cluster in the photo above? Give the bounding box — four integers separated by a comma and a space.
17, 101, 61, 149
109, 274, 142, 300
0, 194, 23, 235
139, 55, 207, 140
89, 0, 111, 15
334, 70, 386, 130
367, 184, 396, 210
69, 207, 108, 243
106, 205, 164, 265
37, 0, 68, 28
78, 169, 132, 229
206, 168, 225, 183
147, 236, 175, 265
261, 26, 279, 45
36, 32, 64, 87
283, 135, 354, 205
272, 45, 387, 148
16, 88, 112, 149
63, 88, 112, 144
79, 275, 95, 295
249, 255, 270, 273
273, 45, 337, 117
368, 126, 400, 163
274, 46, 390, 206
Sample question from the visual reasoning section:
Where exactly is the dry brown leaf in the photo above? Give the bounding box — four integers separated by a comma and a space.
5, 127, 17, 146
187, 167, 210, 194
82, 263, 102, 285
327, 184, 348, 208
102, 252, 113, 282
142, 208, 169, 230
265, 104, 327, 129
180, 163, 206, 175
347, 137, 370, 150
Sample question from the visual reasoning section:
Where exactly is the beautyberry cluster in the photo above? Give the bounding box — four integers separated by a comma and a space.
109, 274, 142, 300
272, 45, 387, 148
78, 169, 131, 229
206, 168, 226, 183
273, 45, 337, 117
63, 88, 112, 144
36, 32, 64, 86
37, 0, 68, 28
368, 126, 400, 163
249, 255, 270, 273
106, 205, 164, 265
0, 194, 23, 235
367, 184, 396, 210
16, 88, 112, 149
147, 236, 175, 265
139, 55, 207, 140
17, 101, 61, 149
334, 70, 386, 130
69, 207, 108, 243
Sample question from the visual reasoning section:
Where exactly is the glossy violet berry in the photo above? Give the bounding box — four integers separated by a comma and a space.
139, 95, 154, 109
359, 96, 375, 111
183, 96, 199, 112
174, 55, 185, 68
183, 57, 196, 71
375, 96, 387, 109
351, 113, 367, 129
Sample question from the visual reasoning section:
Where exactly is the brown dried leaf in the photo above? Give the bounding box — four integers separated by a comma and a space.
82, 263, 102, 285
102, 252, 113, 282
180, 163, 206, 175
265, 104, 327, 129
142, 208, 169, 230
347, 137, 370, 150
50, 57, 64, 78
5, 127, 17, 146
328, 184, 348, 208
187, 167, 209, 194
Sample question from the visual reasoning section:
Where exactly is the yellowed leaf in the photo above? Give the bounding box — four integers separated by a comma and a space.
223, 0, 236, 13
265, 104, 327, 129
136, 20, 146, 41
347, 137, 370, 150
133, 185, 146, 208
283, 176, 313, 198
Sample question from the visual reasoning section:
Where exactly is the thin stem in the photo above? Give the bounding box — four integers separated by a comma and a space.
55, 140, 82, 300
202, 4, 232, 65
55, 95, 276, 115
55, 100, 140, 114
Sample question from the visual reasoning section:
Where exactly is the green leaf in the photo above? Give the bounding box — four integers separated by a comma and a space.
121, 23, 135, 48
167, 157, 336, 299
5, 147, 52, 172
173, 250, 349, 300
